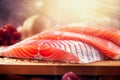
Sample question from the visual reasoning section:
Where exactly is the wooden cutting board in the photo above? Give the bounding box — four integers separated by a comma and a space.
0, 58, 119, 76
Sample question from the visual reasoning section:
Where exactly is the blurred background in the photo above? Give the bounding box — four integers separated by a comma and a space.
0, 0, 120, 29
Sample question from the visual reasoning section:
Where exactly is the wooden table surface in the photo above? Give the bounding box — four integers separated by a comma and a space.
0, 58, 119, 76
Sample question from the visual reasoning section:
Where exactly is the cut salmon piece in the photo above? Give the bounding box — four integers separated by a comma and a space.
58, 27, 120, 46
30, 31, 120, 60
0, 27, 119, 63
26, 27, 120, 46
0, 45, 38, 58
0, 39, 107, 63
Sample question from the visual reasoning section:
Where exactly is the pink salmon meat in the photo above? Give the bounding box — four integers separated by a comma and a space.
0, 27, 119, 63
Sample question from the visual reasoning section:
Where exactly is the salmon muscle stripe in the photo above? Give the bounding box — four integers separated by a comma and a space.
38, 40, 107, 63
0, 46, 80, 63
32, 31, 120, 60
58, 27, 120, 46
0, 41, 79, 63
0, 45, 39, 58
0, 37, 107, 63
15, 30, 120, 60
39, 45, 79, 63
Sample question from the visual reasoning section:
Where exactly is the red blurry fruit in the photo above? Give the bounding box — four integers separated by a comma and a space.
3, 23, 17, 33
9, 39, 17, 45
0, 39, 3, 45
0, 23, 22, 46
12, 32, 21, 39
0, 28, 3, 37
3, 40, 9, 45
2, 29, 11, 40
62, 72, 80, 80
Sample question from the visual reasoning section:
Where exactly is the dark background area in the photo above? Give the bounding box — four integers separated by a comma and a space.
0, 0, 27, 26
0, 0, 50, 27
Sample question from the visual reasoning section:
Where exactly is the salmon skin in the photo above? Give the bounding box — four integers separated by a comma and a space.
0, 27, 119, 63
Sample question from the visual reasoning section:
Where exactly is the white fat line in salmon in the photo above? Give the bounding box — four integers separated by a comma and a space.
47, 31, 120, 60
37, 40, 106, 63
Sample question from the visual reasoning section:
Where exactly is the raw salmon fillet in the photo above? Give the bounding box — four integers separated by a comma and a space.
58, 27, 120, 46
0, 27, 119, 63
0, 39, 107, 63
26, 30, 120, 60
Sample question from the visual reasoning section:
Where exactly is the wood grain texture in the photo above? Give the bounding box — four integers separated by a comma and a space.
0, 60, 119, 76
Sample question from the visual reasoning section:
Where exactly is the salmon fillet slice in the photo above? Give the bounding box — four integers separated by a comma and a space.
0, 39, 107, 63
58, 27, 120, 46
29, 31, 120, 60
0, 27, 119, 63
